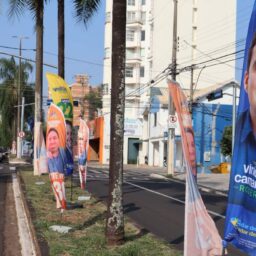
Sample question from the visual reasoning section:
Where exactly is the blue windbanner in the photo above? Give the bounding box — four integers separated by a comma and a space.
224, 1, 256, 254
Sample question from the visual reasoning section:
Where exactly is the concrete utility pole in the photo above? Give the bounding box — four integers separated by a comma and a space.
167, 0, 178, 175
13, 36, 28, 158
189, 65, 194, 113
232, 82, 237, 154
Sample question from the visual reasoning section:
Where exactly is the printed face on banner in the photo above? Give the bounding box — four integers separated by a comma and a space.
224, 5, 256, 253
46, 104, 66, 174
244, 45, 256, 119
47, 129, 60, 157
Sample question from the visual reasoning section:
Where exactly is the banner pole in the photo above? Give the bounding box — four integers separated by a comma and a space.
70, 174, 73, 201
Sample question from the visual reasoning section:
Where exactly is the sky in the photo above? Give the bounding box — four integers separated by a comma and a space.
0, 0, 106, 104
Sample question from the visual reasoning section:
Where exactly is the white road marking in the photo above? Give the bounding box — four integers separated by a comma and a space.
125, 181, 225, 219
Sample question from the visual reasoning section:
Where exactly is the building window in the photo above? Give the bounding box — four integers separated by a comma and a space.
141, 0, 146, 5
104, 47, 110, 58
141, 11, 146, 24
126, 30, 135, 41
102, 83, 109, 95
127, 11, 136, 23
141, 30, 145, 41
125, 66, 133, 77
140, 66, 145, 77
128, 0, 135, 6
140, 48, 145, 57
126, 49, 136, 59
154, 113, 157, 127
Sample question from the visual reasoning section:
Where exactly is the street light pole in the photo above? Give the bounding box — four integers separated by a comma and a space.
167, 0, 178, 175
13, 35, 28, 158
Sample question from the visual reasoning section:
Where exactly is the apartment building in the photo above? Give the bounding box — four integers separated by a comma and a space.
102, 0, 237, 167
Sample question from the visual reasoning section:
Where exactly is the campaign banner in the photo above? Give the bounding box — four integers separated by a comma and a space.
49, 172, 66, 210
168, 80, 222, 256
224, 2, 256, 254
33, 122, 48, 175
47, 104, 67, 209
46, 73, 74, 175
78, 118, 89, 190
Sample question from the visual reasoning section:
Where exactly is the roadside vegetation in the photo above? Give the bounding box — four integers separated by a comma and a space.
19, 166, 182, 256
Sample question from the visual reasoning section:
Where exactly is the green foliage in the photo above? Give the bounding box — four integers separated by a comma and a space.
0, 57, 34, 147
220, 125, 232, 157
84, 87, 102, 120
19, 168, 182, 256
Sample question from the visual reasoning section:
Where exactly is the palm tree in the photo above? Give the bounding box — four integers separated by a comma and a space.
9, 0, 45, 122
57, 0, 101, 79
106, 0, 126, 245
9, 0, 45, 160
0, 57, 33, 147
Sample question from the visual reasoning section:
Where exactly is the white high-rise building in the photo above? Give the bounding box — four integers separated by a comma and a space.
102, 0, 237, 166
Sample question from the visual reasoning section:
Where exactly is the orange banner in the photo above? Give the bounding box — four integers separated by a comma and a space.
47, 104, 67, 209
49, 172, 66, 209
168, 81, 197, 176
168, 80, 222, 256
78, 118, 89, 190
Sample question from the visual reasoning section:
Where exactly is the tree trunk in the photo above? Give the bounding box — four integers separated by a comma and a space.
34, 0, 44, 168
106, 0, 126, 246
34, 0, 44, 124
58, 0, 65, 79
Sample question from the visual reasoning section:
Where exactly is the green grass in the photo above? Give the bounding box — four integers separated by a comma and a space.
19, 167, 182, 256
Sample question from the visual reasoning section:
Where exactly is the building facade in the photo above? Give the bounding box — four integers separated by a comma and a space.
102, 0, 237, 167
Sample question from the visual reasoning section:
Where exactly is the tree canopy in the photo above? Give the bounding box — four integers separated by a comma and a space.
220, 125, 232, 157
0, 57, 34, 147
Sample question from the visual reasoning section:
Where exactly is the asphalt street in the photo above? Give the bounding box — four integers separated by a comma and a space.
84, 167, 247, 256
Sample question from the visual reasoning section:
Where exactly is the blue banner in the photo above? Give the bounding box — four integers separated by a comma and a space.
224, 1, 256, 254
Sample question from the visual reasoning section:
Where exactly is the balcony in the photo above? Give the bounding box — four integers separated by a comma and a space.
126, 53, 141, 64
127, 11, 143, 27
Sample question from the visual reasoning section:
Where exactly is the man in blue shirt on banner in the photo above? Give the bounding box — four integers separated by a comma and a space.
224, 11, 256, 254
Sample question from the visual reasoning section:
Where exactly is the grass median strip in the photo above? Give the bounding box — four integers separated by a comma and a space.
19, 166, 182, 256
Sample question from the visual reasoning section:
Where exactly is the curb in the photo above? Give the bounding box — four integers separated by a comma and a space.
151, 173, 228, 197
14, 171, 42, 256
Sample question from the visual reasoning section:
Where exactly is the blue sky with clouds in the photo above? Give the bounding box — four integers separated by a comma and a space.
0, 0, 105, 100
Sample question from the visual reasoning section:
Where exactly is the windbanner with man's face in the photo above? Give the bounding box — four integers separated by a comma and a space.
168, 80, 222, 256
224, 2, 256, 254
78, 118, 89, 190
47, 104, 67, 210
46, 73, 74, 176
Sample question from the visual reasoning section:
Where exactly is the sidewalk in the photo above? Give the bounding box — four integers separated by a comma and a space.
88, 162, 230, 195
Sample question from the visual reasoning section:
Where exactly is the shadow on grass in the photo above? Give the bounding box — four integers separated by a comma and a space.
125, 228, 149, 242
76, 211, 107, 230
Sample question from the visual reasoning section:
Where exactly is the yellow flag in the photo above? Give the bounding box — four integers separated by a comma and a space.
46, 73, 73, 122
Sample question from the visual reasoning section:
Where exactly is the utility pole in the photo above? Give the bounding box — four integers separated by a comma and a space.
21, 97, 25, 156
13, 36, 28, 158
232, 82, 237, 154
167, 0, 178, 175
189, 65, 194, 113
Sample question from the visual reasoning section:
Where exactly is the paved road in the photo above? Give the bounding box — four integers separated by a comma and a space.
84, 167, 246, 256
0, 162, 21, 256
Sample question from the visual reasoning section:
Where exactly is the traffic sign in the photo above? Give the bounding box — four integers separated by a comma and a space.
168, 115, 177, 128
169, 115, 177, 123
19, 131, 25, 138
